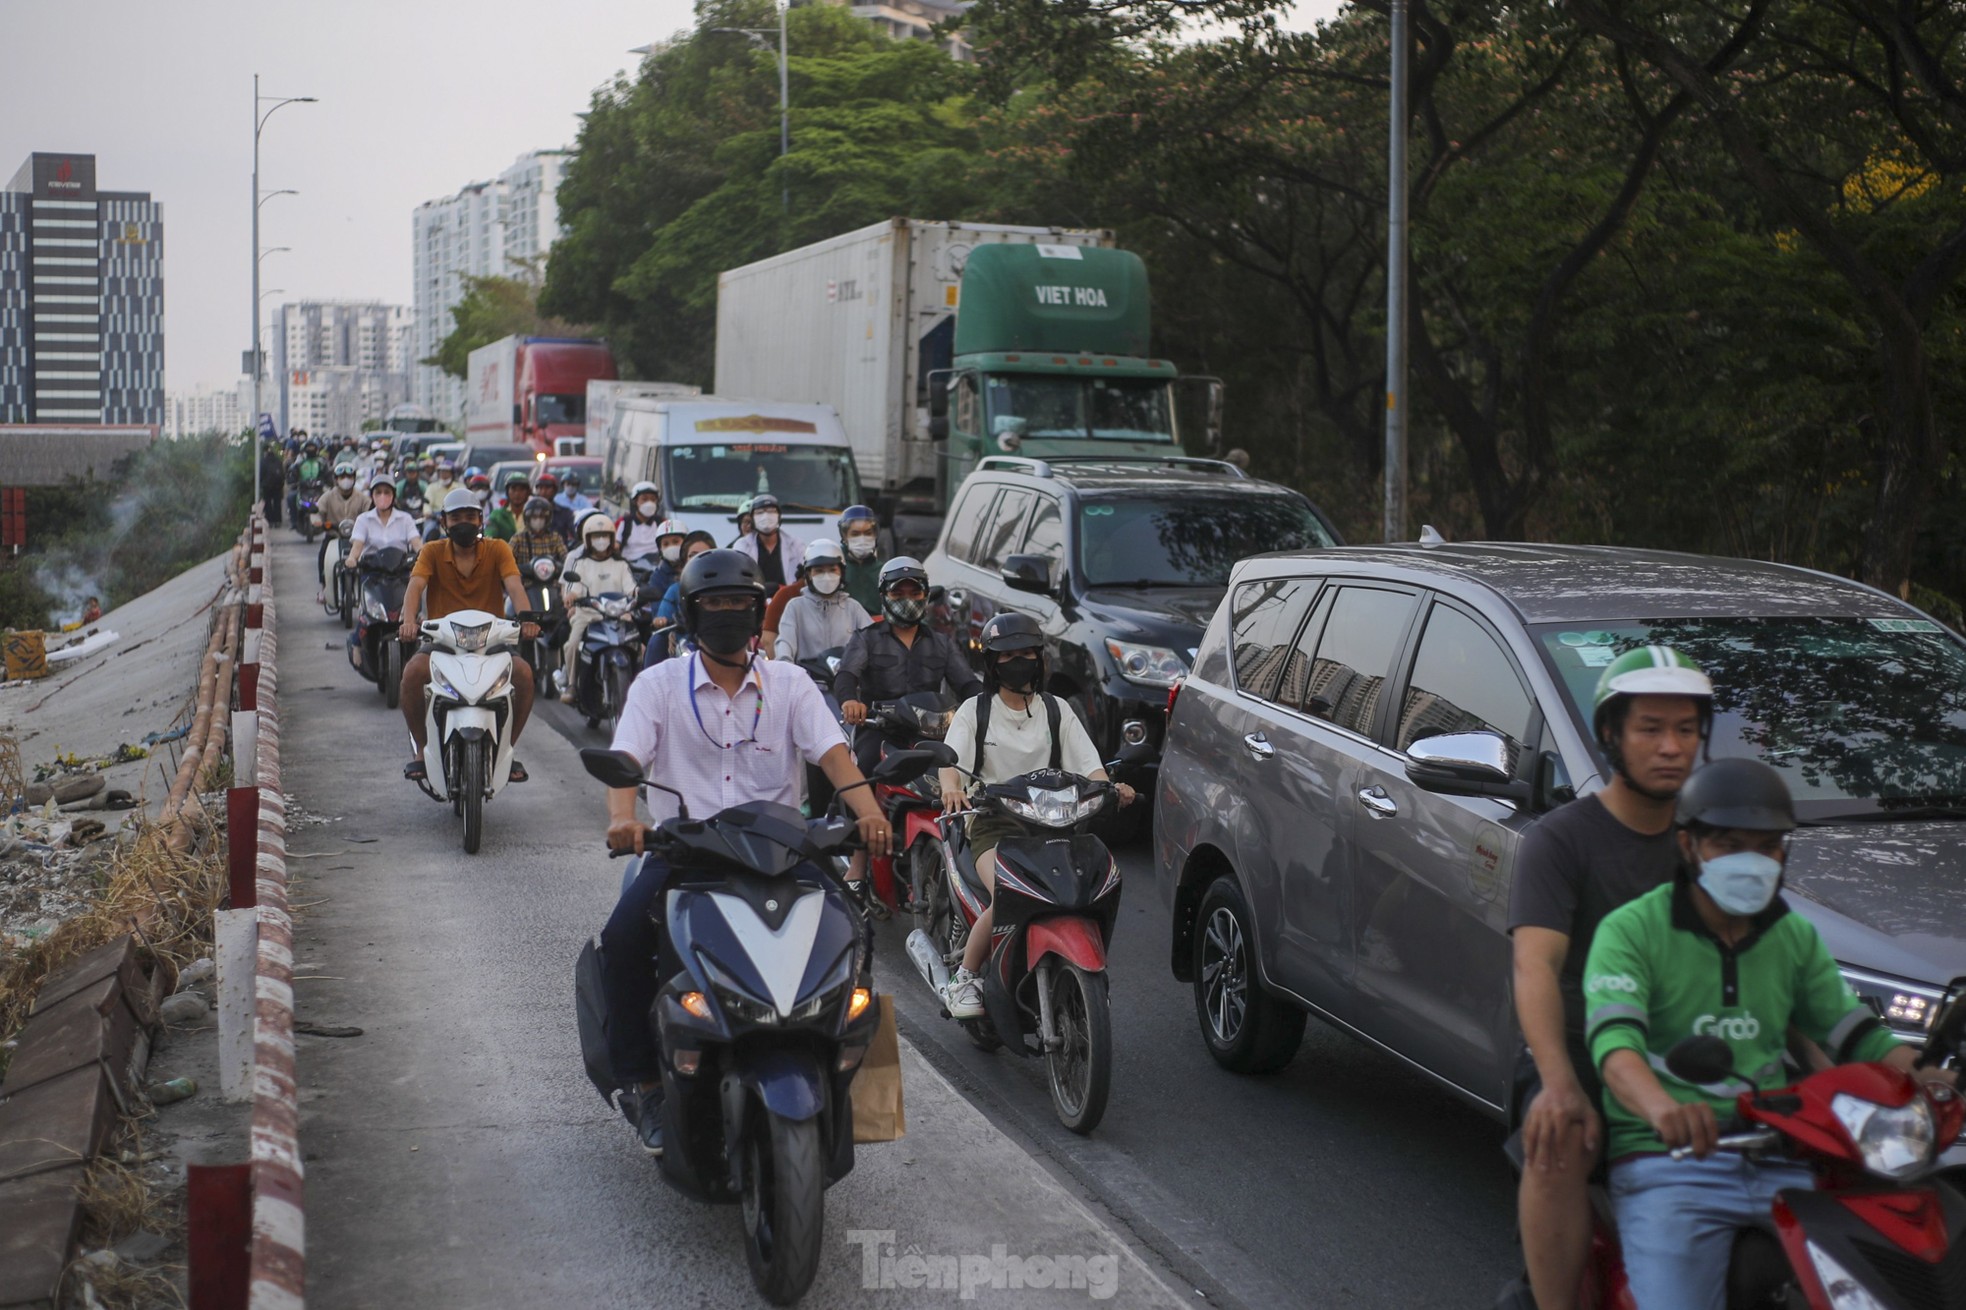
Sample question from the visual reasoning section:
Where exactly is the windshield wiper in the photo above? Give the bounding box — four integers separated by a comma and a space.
774, 502, 836, 514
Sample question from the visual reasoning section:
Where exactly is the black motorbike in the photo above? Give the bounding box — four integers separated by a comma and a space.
347, 546, 417, 709
517, 555, 566, 698
319, 519, 357, 628
295, 480, 324, 542
565, 574, 643, 731
795, 647, 847, 814
574, 744, 949, 1305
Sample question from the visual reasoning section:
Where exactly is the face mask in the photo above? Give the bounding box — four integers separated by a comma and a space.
374, 494, 394, 512
695, 607, 757, 657
476, 490, 492, 506
661, 543, 682, 564
845, 534, 877, 559
447, 522, 481, 548
587, 536, 613, 557
754, 512, 780, 534
810, 570, 842, 596
884, 595, 926, 626
337, 477, 355, 491
998, 655, 1041, 692
526, 516, 548, 532
636, 500, 659, 520
1696, 850, 1783, 917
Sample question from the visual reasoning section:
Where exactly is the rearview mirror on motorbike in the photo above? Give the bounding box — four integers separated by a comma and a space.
1664, 1034, 1736, 1085
578, 748, 693, 817
1920, 993, 1966, 1069
564, 570, 582, 584
1109, 741, 1156, 770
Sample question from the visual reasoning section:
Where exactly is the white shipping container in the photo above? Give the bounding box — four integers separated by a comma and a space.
465, 336, 519, 444
586, 379, 701, 459
715, 219, 1111, 494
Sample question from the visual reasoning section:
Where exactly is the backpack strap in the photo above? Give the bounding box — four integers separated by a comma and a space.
972, 691, 992, 779
1045, 694, 1063, 771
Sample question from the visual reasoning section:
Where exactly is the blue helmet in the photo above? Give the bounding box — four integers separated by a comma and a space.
840, 503, 876, 532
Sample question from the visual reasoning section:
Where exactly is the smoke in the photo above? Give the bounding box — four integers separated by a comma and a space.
31, 557, 108, 627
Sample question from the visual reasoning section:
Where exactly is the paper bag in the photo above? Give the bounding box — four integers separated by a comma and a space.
850, 994, 906, 1142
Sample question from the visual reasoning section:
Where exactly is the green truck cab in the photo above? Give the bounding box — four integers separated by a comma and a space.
933, 243, 1217, 501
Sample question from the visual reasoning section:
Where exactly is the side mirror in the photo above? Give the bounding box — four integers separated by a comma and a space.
928, 373, 950, 418
1404, 731, 1531, 804
579, 748, 646, 789
928, 415, 949, 440
563, 570, 581, 584
929, 585, 947, 604
1664, 1034, 1736, 1086
1001, 553, 1053, 596
871, 745, 954, 785
1920, 993, 1966, 1070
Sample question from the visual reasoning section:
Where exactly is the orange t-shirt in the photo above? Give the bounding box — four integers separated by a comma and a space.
412, 538, 520, 619
764, 581, 805, 632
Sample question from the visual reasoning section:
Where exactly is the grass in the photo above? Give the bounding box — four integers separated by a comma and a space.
60, 1117, 186, 1310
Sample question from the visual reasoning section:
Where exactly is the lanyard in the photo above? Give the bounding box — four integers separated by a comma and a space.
688, 652, 763, 750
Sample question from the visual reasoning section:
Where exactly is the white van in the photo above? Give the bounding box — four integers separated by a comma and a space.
600, 397, 865, 547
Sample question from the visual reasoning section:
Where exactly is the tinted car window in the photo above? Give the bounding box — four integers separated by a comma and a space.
943, 485, 996, 563
1077, 492, 1335, 587
1229, 578, 1317, 702
1307, 587, 1419, 736
1024, 497, 1065, 575
977, 489, 1035, 572
1277, 587, 1336, 713
1397, 604, 1534, 767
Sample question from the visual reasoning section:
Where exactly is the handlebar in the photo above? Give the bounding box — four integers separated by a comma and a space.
1668, 1128, 1780, 1161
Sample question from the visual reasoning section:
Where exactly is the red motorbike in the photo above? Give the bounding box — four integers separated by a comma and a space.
852, 694, 951, 916
1500, 1002, 1966, 1309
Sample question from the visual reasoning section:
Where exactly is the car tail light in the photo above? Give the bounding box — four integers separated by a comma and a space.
1167, 680, 1184, 716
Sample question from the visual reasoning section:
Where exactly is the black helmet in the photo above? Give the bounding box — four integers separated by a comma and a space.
981, 612, 1043, 653
679, 549, 766, 637
522, 495, 555, 520
1676, 758, 1796, 833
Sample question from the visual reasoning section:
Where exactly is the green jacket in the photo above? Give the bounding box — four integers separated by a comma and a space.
486, 506, 519, 541
843, 555, 882, 617
1585, 872, 1899, 1160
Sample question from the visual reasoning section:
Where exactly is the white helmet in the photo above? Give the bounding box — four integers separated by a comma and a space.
441, 487, 480, 516
654, 517, 687, 539
579, 511, 617, 541
803, 539, 844, 569
630, 480, 660, 500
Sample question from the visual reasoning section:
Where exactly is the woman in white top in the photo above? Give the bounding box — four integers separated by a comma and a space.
935, 612, 1134, 1018
345, 473, 422, 569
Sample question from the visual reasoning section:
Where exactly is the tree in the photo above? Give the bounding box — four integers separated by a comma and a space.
427, 262, 587, 379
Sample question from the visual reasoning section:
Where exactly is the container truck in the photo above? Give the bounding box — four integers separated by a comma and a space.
466, 335, 618, 456
715, 218, 1219, 553
584, 379, 702, 460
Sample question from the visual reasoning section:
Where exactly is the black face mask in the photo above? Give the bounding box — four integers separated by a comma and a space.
695, 607, 758, 658
447, 522, 481, 548
998, 655, 1040, 692
884, 596, 927, 627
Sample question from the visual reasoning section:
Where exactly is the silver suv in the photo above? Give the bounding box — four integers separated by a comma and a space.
1154, 543, 1966, 1116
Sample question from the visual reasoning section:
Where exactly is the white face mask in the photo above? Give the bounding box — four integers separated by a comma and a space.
810, 570, 842, 596
587, 535, 612, 557
336, 477, 355, 491
845, 533, 877, 559
754, 512, 780, 533
636, 500, 659, 520
526, 516, 548, 533
661, 543, 683, 564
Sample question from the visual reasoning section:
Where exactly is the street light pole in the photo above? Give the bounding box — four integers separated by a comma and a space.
1382, 0, 1409, 544
708, 19, 789, 212
250, 74, 316, 512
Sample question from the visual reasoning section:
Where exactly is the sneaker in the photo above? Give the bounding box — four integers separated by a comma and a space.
623, 1084, 664, 1157
945, 967, 985, 1019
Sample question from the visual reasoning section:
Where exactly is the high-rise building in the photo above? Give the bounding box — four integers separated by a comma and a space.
411, 149, 571, 426
165, 382, 248, 438
837, 0, 972, 60
0, 152, 164, 427
271, 300, 413, 437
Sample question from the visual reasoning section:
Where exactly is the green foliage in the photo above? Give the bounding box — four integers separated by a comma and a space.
428, 266, 587, 379
0, 565, 54, 631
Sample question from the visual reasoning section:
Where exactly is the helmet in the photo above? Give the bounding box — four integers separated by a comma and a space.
1676, 758, 1796, 833
878, 556, 930, 626
803, 539, 844, 569
441, 488, 481, 516
980, 612, 1045, 692
579, 511, 616, 540
369, 472, 397, 494
536, 471, 559, 491
631, 480, 659, 500
678, 549, 767, 638
751, 493, 779, 512
505, 472, 532, 492
334, 461, 358, 478
436, 458, 455, 473
563, 471, 582, 488
466, 472, 491, 491
654, 517, 687, 540
736, 496, 755, 518
1591, 646, 1713, 739
878, 557, 929, 593
839, 503, 876, 532
304, 441, 321, 455
523, 495, 555, 520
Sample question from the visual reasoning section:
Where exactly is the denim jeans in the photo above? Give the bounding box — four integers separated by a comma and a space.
1609, 1152, 1813, 1310
600, 854, 673, 1084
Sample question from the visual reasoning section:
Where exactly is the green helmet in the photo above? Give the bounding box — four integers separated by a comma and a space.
1591, 646, 1713, 735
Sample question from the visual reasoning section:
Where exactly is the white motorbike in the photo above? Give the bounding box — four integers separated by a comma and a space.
411, 609, 526, 854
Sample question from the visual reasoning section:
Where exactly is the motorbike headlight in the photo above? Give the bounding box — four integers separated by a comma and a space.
1831, 1091, 1936, 1179
699, 953, 777, 1025
1841, 967, 1944, 1041
1104, 638, 1187, 688
449, 620, 491, 653
533, 558, 557, 581
1804, 1240, 1890, 1310
486, 667, 513, 699
1002, 785, 1100, 828
430, 671, 462, 701
363, 594, 390, 621
601, 597, 630, 619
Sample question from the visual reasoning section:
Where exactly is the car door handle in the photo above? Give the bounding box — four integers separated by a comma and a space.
1358, 786, 1398, 819
1242, 733, 1274, 761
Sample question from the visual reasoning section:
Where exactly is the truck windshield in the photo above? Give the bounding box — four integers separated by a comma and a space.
985, 376, 1175, 442
1077, 493, 1335, 588
535, 394, 585, 426
662, 443, 864, 514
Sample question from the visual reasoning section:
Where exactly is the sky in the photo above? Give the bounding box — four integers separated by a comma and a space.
1, 0, 1343, 397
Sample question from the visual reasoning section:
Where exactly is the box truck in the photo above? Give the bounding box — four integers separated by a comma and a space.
583, 379, 702, 459
715, 218, 1219, 553
466, 335, 617, 455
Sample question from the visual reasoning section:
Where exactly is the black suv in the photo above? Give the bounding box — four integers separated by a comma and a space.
924, 455, 1341, 833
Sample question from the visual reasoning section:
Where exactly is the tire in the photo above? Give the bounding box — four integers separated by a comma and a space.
382, 641, 401, 710
964, 1020, 1003, 1054
337, 576, 353, 629
1045, 962, 1112, 1134
1193, 876, 1305, 1073
460, 740, 485, 854
607, 663, 632, 729
740, 1110, 825, 1306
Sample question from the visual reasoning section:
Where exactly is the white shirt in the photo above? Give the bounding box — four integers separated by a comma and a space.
944, 692, 1104, 783
733, 530, 806, 578
351, 507, 421, 554
612, 653, 847, 822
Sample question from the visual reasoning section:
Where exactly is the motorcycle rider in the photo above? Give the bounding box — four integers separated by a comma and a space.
345, 473, 420, 570
643, 530, 717, 670
397, 489, 540, 784
287, 440, 325, 527
560, 511, 638, 703
838, 503, 883, 616
732, 492, 804, 588
773, 540, 869, 663
615, 482, 669, 562
599, 549, 892, 1154
1507, 647, 1713, 1309
936, 613, 1133, 1017
556, 471, 594, 514
465, 470, 494, 511
533, 471, 578, 540
729, 496, 755, 547
1584, 758, 1946, 1310
509, 495, 568, 575
486, 473, 532, 541
427, 458, 459, 506
315, 460, 371, 602
258, 441, 286, 527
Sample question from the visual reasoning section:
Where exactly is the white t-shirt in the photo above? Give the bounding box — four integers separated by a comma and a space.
943, 692, 1104, 784
351, 508, 421, 554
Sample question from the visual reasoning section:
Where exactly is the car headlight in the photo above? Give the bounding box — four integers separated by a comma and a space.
1831, 1091, 1935, 1179
450, 620, 492, 653
1001, 785, 1101, 828
1841, 967, 1944, 1041
1105, 638, 1187, 688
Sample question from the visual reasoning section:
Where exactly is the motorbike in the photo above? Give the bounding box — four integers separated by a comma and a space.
347, 546, 417, 710
516, 555, 566, 699
852, 694, 951, 915
408, 608, 542, 854
1497, 1000, 1966, 1310
295, 481, 324, 542
905, 757, 1137, 1134
572, 744, 949, 1306
319, 519, 357, 628
565, 573, 643, 731
795, 647, 847, 815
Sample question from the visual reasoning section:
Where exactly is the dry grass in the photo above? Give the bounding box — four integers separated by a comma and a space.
59, 1118, 186, 1310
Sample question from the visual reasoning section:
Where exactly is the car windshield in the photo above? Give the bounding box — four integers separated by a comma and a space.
1533, 617, 1966, 820
536, 393, 584, 426
661, 443, 862, 514
984, 376, 1176, 442
1076, 493, 1335, 588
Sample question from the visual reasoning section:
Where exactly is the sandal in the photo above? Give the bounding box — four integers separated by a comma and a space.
508, 760, 529, 783
403, 759, 427, 781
